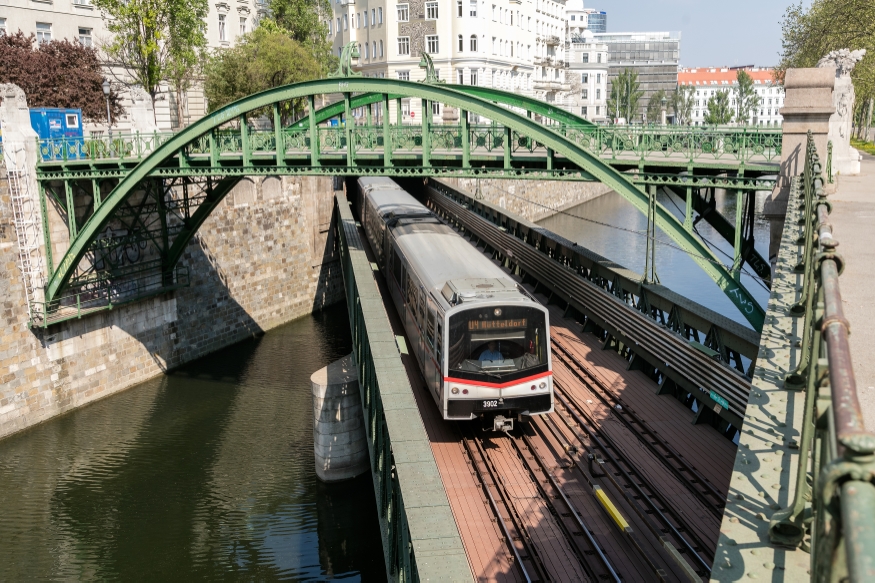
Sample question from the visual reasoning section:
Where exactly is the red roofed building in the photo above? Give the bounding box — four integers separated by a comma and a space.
677, 66, 784, 126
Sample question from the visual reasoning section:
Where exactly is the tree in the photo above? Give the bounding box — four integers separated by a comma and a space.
0, 31, 124, 122
646, 89, 667, 124
269, 0, 334, 73
735, 70, 758, 125
606, 68, 644, 123
703, 90, 734, 125
670, 84, 695, 125
92, 0, 209, 120
203, 24, 322, 123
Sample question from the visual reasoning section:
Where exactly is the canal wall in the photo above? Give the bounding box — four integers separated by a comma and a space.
0, 169, 344, 439
439, 178, 612, 222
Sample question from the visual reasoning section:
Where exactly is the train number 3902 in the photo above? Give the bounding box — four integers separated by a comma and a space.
482, 400, 499, 408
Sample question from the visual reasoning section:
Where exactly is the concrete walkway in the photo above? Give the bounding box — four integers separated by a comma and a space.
830, 153, 875, 431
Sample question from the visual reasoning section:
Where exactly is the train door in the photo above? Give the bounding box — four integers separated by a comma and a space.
425, 301, 440, 405
435, 316, 444, 404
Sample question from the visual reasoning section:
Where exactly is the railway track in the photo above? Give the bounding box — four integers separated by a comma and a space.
550, 332, 726, 519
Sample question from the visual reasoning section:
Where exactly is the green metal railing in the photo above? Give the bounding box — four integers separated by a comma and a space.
36, 124, 781, 166
768, 132, 875, 581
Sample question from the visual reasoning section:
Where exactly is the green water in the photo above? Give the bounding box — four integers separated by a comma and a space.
0, 304, 386, 581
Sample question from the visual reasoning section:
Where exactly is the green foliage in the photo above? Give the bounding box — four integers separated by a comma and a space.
606, 68, 644, 123
269, 0, 334, 72
735, 70, 759, 125
0, 31, 124, 122
850, 137, 875, 155
779, 0, 875, 100
703, 90, 734, 125
92, 0, 209, 114
203, 26, 322, 122
646, 89, 667, 124
670, 84, 695, 125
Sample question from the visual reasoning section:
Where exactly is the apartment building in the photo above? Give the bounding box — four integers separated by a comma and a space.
565, 30, 608, 122
678, 66, 784, 126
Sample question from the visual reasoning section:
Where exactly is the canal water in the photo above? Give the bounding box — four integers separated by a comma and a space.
538, 189, 773, 328
0, 304, 386, 581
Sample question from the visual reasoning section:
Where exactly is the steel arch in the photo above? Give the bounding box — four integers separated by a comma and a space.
45, 78, 765, 330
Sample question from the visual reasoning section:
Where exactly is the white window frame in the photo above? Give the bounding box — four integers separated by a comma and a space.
379, 40, 384, 56
336, 17, 341, 33
426, 34, 439, 53
469, 0, 477, 17
458, 35, 463, 52
425, 1, 438, 20
378, 7, 383, 23
78, 27, 92, 46
0, 18, 8, 37
398, 36, 410, 55
398, 70, 410, 81
240, 16, 247, 35
371, 9, 376, 25
363, 11, 368, 26
364, 43, 369, 58
36, 22, 52, 44
470, 70, 478, 86
343, 14, 348, 29
397, 4, 409, 22
457, 0, 462, 17
470, 35, 477, 52
582, 88, 588, 99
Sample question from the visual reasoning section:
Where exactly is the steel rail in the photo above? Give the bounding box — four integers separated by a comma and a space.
426, 190, 752, 419
551, 388, 714, 576
460, 435, 535, 583
508, 431, 624, 583
550, 335, 726, 515
462, 432, 551, 583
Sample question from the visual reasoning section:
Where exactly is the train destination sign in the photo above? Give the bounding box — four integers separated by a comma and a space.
468, 319, 527, 331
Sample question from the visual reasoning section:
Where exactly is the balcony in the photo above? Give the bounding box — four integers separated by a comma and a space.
545, 35, 561, 46
533, 79, 570, 92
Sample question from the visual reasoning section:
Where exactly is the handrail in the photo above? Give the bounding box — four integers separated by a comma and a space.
768, 131, 875, 582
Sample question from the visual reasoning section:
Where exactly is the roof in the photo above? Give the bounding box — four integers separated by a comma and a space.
678, 67, 778, 86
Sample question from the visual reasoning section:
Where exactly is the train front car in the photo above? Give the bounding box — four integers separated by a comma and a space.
442, 280, 553, 431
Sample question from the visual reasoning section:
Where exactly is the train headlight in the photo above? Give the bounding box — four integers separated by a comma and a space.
539, 382, 547, 389
494, 308, 502, 316
451, 387, 459, 395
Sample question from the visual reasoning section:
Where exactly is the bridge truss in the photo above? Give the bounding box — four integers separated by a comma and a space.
30, 75, 778, 330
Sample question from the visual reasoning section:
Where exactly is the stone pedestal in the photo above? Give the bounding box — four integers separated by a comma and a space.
764, 68, 835, 276
818, 49, 866, 176
310, 354, 369, 482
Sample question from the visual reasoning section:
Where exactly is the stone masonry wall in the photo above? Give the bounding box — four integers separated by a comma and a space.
439, 179, 613, 222
0, 171, 343, 439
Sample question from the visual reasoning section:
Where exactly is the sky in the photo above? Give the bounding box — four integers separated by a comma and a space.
595, 0, 800, 68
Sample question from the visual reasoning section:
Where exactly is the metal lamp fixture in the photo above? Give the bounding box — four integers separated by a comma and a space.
102, 79, 113, 141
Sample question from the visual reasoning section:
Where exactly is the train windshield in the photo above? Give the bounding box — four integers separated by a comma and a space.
447, 305, 548, 383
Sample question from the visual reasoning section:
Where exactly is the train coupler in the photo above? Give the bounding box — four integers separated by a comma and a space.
493, 415, 514, 432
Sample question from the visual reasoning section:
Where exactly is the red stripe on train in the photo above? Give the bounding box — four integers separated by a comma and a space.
443, 370, 553, 389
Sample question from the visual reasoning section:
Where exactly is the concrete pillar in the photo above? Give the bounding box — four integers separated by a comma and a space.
763, 68, 835, 275
310, 353, 369, 482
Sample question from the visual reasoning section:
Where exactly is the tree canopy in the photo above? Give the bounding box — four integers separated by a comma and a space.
0, 31, 124, 122
735, 70, 758, 125
703, 90, 734, 125
670, 85, 695, 125
92, 0, 209, 117
606, 68, 644, 123
646, 89, 668, 124
269, 0, 334, 72
203, 24, 322, 122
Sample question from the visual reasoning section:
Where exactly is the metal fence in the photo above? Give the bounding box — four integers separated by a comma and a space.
768, 131, 875, 581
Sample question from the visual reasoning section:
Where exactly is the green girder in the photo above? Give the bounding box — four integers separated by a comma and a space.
45, 78, 765, 330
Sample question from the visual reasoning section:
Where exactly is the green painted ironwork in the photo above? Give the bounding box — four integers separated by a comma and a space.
335, 190, 472, 582
766, 132, 875, 582
38, 78, 766, 330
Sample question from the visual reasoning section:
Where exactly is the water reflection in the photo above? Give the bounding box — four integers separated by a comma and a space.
538, 189, 772, 328
0, 304, 385, 581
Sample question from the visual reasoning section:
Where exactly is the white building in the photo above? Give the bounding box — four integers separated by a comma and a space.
678, 66, 784, 126
565, 29, 608, 122
329, 0, 572, 121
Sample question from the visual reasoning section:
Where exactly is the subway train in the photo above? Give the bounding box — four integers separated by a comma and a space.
357, 177, 553, 431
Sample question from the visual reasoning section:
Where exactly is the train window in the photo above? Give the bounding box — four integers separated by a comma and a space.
406, 273, 416, 307
436, 321, 443, 362
426, 306, 435, 348
418, 288, 426, 330
447, 305, 548, 382
393, 248, 402, 284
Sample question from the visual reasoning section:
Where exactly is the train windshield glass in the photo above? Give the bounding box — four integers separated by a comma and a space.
447, 305, 548, 382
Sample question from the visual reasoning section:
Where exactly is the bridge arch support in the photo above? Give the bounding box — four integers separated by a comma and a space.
44, 78, 765, 330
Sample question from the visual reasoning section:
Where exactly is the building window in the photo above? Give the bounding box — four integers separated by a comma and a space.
596, 88, 601, 99
492, 5, 496, 20
36, 22, 52, 44
582, 73, 588, 83
597, 53, 601, 63
379, 40, 384, 56
0, 18, 5, 36
432, 101, 440, 115
457, 69, 464, 84
397, 4, 409, 22
426, 1, 438, 19
343, 14, 348, 29
582, 88, 588, 99
356, 13, 360, 28
470, 70, 478, 85
363, 11, 368, 26
378, 7, 383, 23
582, 53, 589, 63
240, 17, 247, 35
78, 27, 92, 46
371, 8, 376, 25
372, 41, 376, 58
570, 14, 575, 21
596, 106, 600, 115
336, 17, 340, 33
426, 35, 439, 53
457, 0, 463, 16
470, 0, 477, 17
364, 43, 369, 58
491, 37, 496, 54
398, 71, 410, 81
582, 106, 588, 115
458, 35, 463, 51
398, 36, 410, 55
596, 73, 601, 83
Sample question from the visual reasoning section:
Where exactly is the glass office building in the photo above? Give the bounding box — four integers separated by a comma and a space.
586, 11, 607, 33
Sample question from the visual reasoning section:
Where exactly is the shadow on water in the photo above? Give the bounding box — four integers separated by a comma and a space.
0, 304, 386, 581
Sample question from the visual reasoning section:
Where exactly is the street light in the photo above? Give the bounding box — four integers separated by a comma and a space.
102, 79, 112, 142
660, 95, 667, 126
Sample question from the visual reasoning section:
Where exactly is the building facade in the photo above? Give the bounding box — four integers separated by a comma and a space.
593, 31, 680, 122
678, 66, 784, 126
565, 30, 608, 122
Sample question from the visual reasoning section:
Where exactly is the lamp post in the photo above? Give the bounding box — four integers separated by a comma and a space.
660, 95, 667, 125
102, 79, 112, 142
